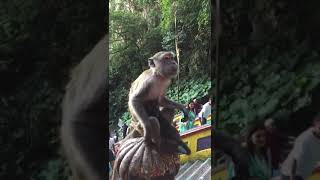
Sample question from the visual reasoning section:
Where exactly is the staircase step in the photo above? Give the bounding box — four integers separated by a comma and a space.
189, 158, 211, 180
176, 160, 203, 180
175, 161, 192, 178
199, 166, 211, 180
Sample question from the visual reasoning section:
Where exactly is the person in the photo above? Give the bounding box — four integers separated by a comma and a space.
178, 120, 187, 133
264, 118, 287, 176
245, 123, 272, 180
109, 133, 115, 153
192, 99, 203, 114
122, 123, 128, 139
108, 132, 116, 171
188, 102, 197, 114
113, 130, 118, 142
185, 102, 196, 130
198, 98, 211, 125
280, 112, 320, 180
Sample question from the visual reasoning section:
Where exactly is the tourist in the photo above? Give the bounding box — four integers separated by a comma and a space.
188, 102, 197, 115
198, 97, 211, 125
109, 132, 116, 171
264, 118, 287, 176
245, 123, 272, 180
280, 112, 320, 180
122, 123, 128, 139
193, 99, 203, 114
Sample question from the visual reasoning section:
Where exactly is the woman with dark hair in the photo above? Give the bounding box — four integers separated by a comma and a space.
245, 123, 272, 180
177, 101, 196, 132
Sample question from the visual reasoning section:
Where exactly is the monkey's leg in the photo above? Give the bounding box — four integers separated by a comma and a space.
126, 117, 160, 147
148, 116, 160, 147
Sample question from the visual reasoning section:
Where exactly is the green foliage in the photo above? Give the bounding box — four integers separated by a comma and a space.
161, 31, 175, 50
197, 0, 210, 32
160, 0, 173, 33
120, 112, 131, 124
167, 76, 212, 104
1, 0, 105, 179
109, 0, 211, 127
212, 0, 320, 135
219, 45, 320, 135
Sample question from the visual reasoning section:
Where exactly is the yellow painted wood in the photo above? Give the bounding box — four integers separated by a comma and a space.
179, 125, 211, 163
212, 168, 228, 180
308, 172, 320, 180
193, 119, 201, 127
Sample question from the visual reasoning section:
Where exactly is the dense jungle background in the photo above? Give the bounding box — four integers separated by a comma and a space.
1, 0, 320, 179
109, 0, 212, 131
0, 0, 106, 179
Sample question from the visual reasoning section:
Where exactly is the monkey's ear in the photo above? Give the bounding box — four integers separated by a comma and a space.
148, 58, 155, 68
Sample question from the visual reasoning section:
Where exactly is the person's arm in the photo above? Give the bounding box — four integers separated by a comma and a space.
198, 108, 204, 119
290, 137, 307, 179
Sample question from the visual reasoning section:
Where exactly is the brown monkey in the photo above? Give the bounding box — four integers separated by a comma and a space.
112, 51, 190, 180
127, 51, 190, 151
61, 35, 107, 180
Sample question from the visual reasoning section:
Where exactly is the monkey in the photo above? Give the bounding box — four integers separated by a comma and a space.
60, 35, 107, 180
111, 51, 191, 180
127, 51, 189, 146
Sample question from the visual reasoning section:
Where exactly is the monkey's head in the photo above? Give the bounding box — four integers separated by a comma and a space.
148, 51, 178, 78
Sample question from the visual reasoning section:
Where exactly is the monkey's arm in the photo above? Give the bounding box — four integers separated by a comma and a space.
159, 96, 189, 120
158, 96, 185, 110
129, 81, 155, 143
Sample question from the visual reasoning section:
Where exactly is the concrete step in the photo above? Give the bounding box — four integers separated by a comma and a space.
189, 158, 211, 180
175, 161, 193, 178
199, 166, 211, 180
176, 160, 203, 180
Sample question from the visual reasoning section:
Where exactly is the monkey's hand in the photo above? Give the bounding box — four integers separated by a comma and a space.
144, 116, 161, 148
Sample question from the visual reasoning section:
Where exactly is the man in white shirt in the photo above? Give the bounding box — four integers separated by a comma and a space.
109, 135, 115, 153
198, 97, 211, 125
280, 112, 320, 180
108, 132, 116, 174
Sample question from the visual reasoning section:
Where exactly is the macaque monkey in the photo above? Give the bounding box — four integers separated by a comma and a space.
112, 51, 191, 180
127, 51, 190, 152
61, 35, 107, 180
